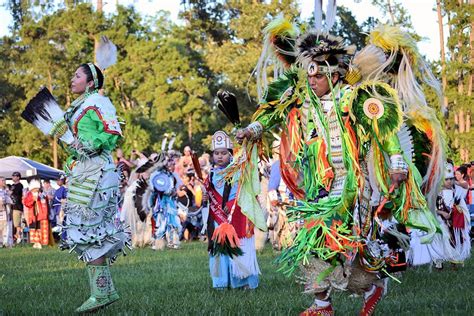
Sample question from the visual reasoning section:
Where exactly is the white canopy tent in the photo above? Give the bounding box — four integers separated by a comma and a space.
0, 156, 63, 180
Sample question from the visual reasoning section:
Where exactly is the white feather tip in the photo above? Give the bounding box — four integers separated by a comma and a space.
96, 36, 117, 70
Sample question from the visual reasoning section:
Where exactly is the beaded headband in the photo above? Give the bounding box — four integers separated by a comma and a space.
87, 63, 99, 89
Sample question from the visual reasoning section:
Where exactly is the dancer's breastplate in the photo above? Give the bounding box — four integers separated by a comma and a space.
325, 104, 347, 197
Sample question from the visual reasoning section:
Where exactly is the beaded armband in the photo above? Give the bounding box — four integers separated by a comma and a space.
389, 154, 408, 175
247, 122, 264, 140
50, 119, 68, 138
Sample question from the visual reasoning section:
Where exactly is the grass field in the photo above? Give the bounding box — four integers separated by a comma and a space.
1, 242, 473, 315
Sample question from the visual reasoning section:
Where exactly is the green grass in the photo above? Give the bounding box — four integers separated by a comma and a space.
0, 242, 473, 315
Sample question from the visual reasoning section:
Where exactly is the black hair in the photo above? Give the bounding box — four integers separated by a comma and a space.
80, 63, 104, 89
456, 165, 468, 178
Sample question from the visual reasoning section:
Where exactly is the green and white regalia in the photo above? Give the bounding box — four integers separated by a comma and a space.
22, 56, 131, 313
62, 90, 131, 262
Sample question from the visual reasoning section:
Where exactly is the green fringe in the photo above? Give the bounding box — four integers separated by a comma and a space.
349, 82, 403, 141
303, 140, 325, 200
263, 66, 300, 103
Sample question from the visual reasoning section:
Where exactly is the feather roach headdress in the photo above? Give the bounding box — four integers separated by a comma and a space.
296, 32, 356, 78
21, 88, 74, 144
254, 1, 355, 99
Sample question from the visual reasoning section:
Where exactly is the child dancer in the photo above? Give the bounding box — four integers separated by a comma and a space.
202, 131, 260, 289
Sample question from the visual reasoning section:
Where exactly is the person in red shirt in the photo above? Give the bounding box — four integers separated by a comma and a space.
23, 177, 49, 249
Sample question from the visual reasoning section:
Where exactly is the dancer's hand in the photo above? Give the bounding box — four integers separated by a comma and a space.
390, 172, 407, 189
235, 128, 251, 144
200, 223, 207, 235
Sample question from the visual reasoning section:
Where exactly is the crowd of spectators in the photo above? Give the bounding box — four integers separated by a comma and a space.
116, 146, 210, 247
0, 172, 67, 248
1, 154, 473, 250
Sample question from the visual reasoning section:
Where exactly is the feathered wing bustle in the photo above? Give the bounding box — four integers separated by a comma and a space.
134, 178, 149, 222
406, 109, 447, 212
21, 87, 74, 144
355, 24, 448, 211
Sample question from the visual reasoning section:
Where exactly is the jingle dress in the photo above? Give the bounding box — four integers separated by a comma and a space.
62, 91, 130, 262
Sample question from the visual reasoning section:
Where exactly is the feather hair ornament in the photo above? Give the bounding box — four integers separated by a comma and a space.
167, 133, 176, 151
21, 88, 74, 144
313, 0, 337, 32
313, 0, 323, 31
324, 0, 337, 32
95, 36, 117, 70
254, 16, 299, 100
161, 133, 168, 151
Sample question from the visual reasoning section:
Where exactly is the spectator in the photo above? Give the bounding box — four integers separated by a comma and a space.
10, 172, 23, 244
23, 177, 50, 249
455, 165, 469, 200
42, 179, 55, 211
51, 175, 67, 235
116, 148, 135, 181
130, 149, 148, 167
178, 170, 202, 241
128, 150, 150, 183
0, 176, 13, 248
199, 154, 211, 181
176, 146, 193, 178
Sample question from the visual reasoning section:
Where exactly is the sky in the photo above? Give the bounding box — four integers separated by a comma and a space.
0, 0, 444, 61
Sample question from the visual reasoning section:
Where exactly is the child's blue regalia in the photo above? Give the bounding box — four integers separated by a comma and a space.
204, 131, 261, 289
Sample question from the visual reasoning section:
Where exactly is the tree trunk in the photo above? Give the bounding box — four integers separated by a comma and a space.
466, 0, 474, 159
97, 0, 103, 12
468, 0, 474, 98
387, 0, 396, 24
457, 0, 464, 95
436, 0, 449, 113
455, 0, 466, 161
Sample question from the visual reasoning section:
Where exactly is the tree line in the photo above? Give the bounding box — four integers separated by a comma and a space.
0, 0, 472, 169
